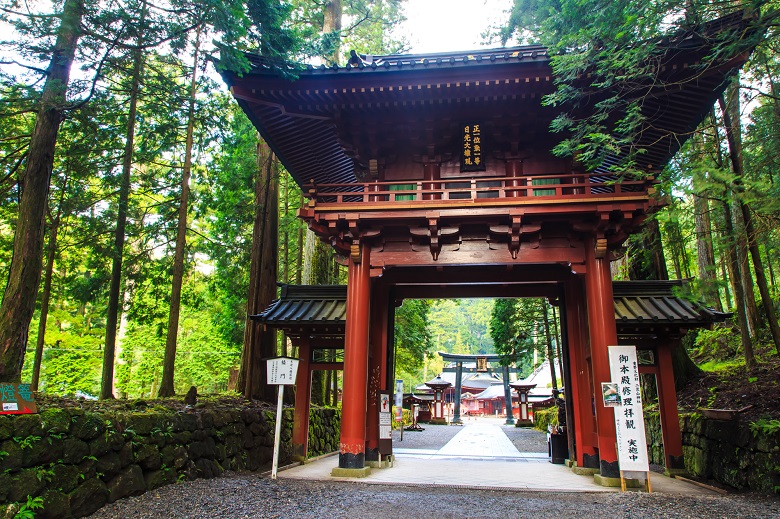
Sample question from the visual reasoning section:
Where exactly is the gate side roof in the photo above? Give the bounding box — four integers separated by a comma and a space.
252, 281, 729, 333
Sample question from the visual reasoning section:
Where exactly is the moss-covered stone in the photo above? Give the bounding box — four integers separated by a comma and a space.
61, 438, 89, 465
71, 413, 105, 441
69, 477, 108, 517
173, 413, 199, 432
0, 439, 22, 472
23, 436, 62, 467
51, 463, 81, 494
39, 409, 71, 436
124, 413, 160, 436
6, 467, 46, 503
38, 490, 70, 519
96, 452, 122, 478
12, 414, 44, 439
134, 444, 161, 471
144, 468, 177, 490
107, 465, 146, 503
0, 416, 11, 441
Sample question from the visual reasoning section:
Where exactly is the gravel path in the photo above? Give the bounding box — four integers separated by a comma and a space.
89, 473, 780, 519
88, 420, 780, 517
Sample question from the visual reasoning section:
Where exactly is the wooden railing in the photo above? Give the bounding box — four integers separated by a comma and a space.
305, 172, 653, 206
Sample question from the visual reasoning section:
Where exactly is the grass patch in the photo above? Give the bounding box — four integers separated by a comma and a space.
698, 358, 744, 372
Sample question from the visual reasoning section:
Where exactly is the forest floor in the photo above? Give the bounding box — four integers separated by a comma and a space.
677, 342, 780, 423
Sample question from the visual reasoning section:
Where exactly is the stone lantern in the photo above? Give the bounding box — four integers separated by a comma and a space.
424, 374, 452, 425
509, 382, 536, 427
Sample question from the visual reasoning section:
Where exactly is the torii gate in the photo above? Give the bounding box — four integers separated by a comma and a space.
226, 12, 751, 483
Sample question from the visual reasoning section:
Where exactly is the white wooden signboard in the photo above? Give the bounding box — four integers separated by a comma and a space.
379, 393, 392, 440
608, 345, 651, 487
266, 356, 300, 479
267, 357, 299, 385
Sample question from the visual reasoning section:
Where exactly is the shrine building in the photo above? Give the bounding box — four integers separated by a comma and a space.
223, 12, 754, 482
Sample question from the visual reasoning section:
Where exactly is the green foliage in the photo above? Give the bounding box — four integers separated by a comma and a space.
694, 325, 741, 361
533, 407, 558, 432
394, 299, 434, 385
500, 1, 766, 173
428, 299, 494, 356
489, 298, 553, 377
13, 436, 40, 450
749, 419, 780, 438
12, 496, 43, 519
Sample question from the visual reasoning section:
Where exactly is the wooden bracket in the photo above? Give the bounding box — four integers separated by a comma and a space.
350, 243, 361, 264
595, 236, 608, 259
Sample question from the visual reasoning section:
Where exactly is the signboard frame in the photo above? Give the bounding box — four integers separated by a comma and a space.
608, 345, 652, 493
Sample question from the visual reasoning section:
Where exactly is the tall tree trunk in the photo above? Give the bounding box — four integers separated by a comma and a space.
101, 2, 147, 399
159, 27, 201, 397
722, 199, 757, 369
542, 303, 558, 393
31, 174, 68, 390
765, 236, 776, 290
720, 255, 732, 309
631, 216, 702, 381
323, 0, 343, 65
694, 185, 722, 311
627, 217, 668, 280
0, 0, 85, 382
719, 89, 780, 356
732, 204, 759, 335
238, 140, 278, 400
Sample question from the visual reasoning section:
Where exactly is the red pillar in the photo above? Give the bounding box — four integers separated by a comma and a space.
564, 278, 599, 468
656, 343, 686, 473
338, 242, 371, 469
584, 237, 620, 478
292, 337, 312, 461
365, 282, 388, 462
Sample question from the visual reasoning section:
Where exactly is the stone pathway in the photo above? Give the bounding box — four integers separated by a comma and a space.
280, 421, 715, 494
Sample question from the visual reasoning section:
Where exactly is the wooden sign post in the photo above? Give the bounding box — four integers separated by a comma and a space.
266, 356, 299, 479
608, 346, 652, 493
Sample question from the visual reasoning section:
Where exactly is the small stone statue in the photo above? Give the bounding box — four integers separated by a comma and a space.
184, 386, 198, 406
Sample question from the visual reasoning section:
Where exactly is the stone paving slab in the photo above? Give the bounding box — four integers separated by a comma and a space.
280, 421, 718, 495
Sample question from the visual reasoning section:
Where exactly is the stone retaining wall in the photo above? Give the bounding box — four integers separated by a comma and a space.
0, 403, 341, 518
644, 411, 780, 493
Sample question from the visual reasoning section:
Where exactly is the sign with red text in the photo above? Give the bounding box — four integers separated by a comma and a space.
608, 346, 649, 472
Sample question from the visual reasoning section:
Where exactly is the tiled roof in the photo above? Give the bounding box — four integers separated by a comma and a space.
613, 280, 729, 325
253, 281, 728, 334
250, 285, 346, 336
243, 45, 551, 76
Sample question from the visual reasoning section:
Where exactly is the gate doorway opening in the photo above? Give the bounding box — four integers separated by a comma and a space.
252, 279, 727, 476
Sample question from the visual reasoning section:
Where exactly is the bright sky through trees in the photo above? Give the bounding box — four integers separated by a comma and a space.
400, 0, 513, 53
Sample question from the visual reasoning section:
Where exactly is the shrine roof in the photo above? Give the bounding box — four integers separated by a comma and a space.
250, 284, 346, 335
242, 44, 551, 77
252, 281, 728, 333
613, 280, 730, 326
223, 11, 758, 188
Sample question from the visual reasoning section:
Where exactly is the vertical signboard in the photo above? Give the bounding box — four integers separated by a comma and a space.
608, 346, 650, 474
461, 123, 486, 172
394, 379, 403, 422
378, 391, 393, 457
